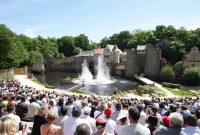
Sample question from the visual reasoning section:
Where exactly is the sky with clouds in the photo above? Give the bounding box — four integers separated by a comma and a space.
1, 0, 200, 42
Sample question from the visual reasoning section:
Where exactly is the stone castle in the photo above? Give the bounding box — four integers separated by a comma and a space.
44, 44, 162, 77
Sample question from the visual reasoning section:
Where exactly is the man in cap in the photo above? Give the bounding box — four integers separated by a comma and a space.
93, 117, 107, 135
104, 108, 116, 134
80, 106, 96, 133
63, 106, 92, 135
111, 103, 121, 122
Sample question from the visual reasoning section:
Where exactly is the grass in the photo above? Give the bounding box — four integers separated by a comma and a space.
164, 87, 199, 97
63, 75, 72, 81
0, 75, 13, 81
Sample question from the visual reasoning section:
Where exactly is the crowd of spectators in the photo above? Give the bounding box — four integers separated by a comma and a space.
0, 79, 200, 135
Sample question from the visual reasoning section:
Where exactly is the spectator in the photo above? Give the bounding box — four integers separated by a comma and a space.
182, 115, 200, 135
111, 103, 121, 122
93, 117, 107, 135
0, 117, 28, 135
121, 107, 150, 135
75, 123, 91, 135
94, 101, 106, 119
63, 106, 92, 135
28, 95, 40, 118
0, 103, 7, 117
104, 108, 116, 134
80, 106, 96, 133
31, 106, 48, 135
40, 109, 61, 135
137, 104, 146, 126
154, 112, 186, 135
16, 96, 28, 118
161, 116, 170, 127
147, 116, 158, 135
115, 110, 129, 135
2, 104, 21, 124
55, 106, 68, 135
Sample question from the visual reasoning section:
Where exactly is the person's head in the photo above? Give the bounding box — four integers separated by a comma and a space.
104, 108, 112, 119
162, 116, 170, 127
186, 115, 197, 127
72, 106, 82, 117
169, 104, 177, 112
148, 116, 158, 127
128, 107, 140, 123
115, 103, 121, 111
61, 106, 68, 116
195, 108, 200, 119
136, 104, 144, 112
75, 123, 90, 135
49, 99, 56, 106
81, 100, 88, 108
149, 105, 158, 115
83, 106, 91, 115
123, 104, 129, 110
0, 117, 19, 135
46, 110, 58, 123
20, 96, 26, 102
169, 113, 184, 127
98, 101, 107, 111
96, 117, 107, 132
58, 98, 64, 107
37, 106, 48, 117
7, 104, 15, 114
10, 95, 16, 101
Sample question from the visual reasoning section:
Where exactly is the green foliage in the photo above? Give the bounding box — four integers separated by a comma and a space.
75, 34, 89, 51
58, 53, 65, 59
73, 47, 82, 55
160, 66, 175, 82
28, 51, 44, 67
175, 61, 182, 67
182, 66, 200, 85
63, 75, 72, 81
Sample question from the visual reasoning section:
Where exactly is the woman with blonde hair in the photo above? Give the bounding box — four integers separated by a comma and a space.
0, 117, 28, 135
40, 109, 61, 135
31, 106, 48, 135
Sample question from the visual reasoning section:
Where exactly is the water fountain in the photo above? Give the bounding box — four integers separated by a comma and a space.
73, 55, 115, 85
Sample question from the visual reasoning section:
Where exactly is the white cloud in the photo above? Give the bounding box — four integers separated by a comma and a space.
24, 28, 37, 38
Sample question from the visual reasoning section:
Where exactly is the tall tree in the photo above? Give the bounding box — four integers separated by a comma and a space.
75, 34, 89, 51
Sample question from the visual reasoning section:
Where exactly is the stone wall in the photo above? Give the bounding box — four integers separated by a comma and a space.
126, 49, 137, 77
0, 68, 14, 77
146, 45, 161, 76
45, 55, 76, 72
183, 47, 200, 67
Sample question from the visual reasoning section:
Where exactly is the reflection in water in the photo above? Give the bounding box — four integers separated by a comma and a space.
34, 72, 141, 94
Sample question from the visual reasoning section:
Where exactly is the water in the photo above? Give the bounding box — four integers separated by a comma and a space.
73, 56, 115, 85
34, 72, 141, 94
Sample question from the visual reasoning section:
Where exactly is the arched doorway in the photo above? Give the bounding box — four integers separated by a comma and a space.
138, 66, 145, 74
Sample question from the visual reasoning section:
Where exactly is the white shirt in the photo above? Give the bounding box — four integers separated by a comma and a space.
63, 117, 92, 135
105, 119, 116, 134
94, 110, 104, 119
2, 113, 21, 124
182, 126, 200, 135
80, 115, 97, 133
122, 123, 151, 135
115, 124, 128, 135
67, 105, 74, 117
28, 102, 39, 118
138, 111, 146, 126
55, 115, 69, 135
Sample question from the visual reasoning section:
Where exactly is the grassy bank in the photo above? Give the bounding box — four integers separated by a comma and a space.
0, 75, 13, 81
30, 76, 44, 86
165, 87, 199, 97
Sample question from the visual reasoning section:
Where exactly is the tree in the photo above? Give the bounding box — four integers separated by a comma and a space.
99, 37, 109, 48
160, 66, 175, 82
87, 41, 98, 50
117, 31, 132, 50
182, 66, 200, 85
75, 34, 89, 51
57, 36, 75, 57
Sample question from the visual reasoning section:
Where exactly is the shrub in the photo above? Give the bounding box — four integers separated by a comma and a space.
160, 66, 175, 82
182, 66, 200, 85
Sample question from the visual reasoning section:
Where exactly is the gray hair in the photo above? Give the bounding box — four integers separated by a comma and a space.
169, 112, 184, 127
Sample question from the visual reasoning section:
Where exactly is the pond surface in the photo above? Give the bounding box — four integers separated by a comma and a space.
34, 71, 141, 94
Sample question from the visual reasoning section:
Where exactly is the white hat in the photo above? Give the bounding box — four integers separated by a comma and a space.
117, 110, 128, 121
83, 106, 91, 114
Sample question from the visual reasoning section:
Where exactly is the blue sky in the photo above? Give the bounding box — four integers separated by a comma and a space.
1, 0, 200, 42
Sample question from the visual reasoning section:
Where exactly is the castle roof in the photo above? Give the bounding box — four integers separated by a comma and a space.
112, 44, 122, 53
107, 44, 115, 52
75, 50, 93, 57
93, 48, 105, 55
137, 45, 146, 50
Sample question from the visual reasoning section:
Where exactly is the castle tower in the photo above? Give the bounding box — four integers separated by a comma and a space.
113, 44, 121, 63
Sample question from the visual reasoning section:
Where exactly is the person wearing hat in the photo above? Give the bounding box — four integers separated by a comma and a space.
111, 103, 121, 122
162, 116, 170, 127
115, 110, 130, 135
80, 106, 96, 133
154, 112, 187, 135
104, 108, 116, 135
93, 117, 107, 135
63, 106, 92, 135
122, 107, 150, 135
137, 104, 146, 126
